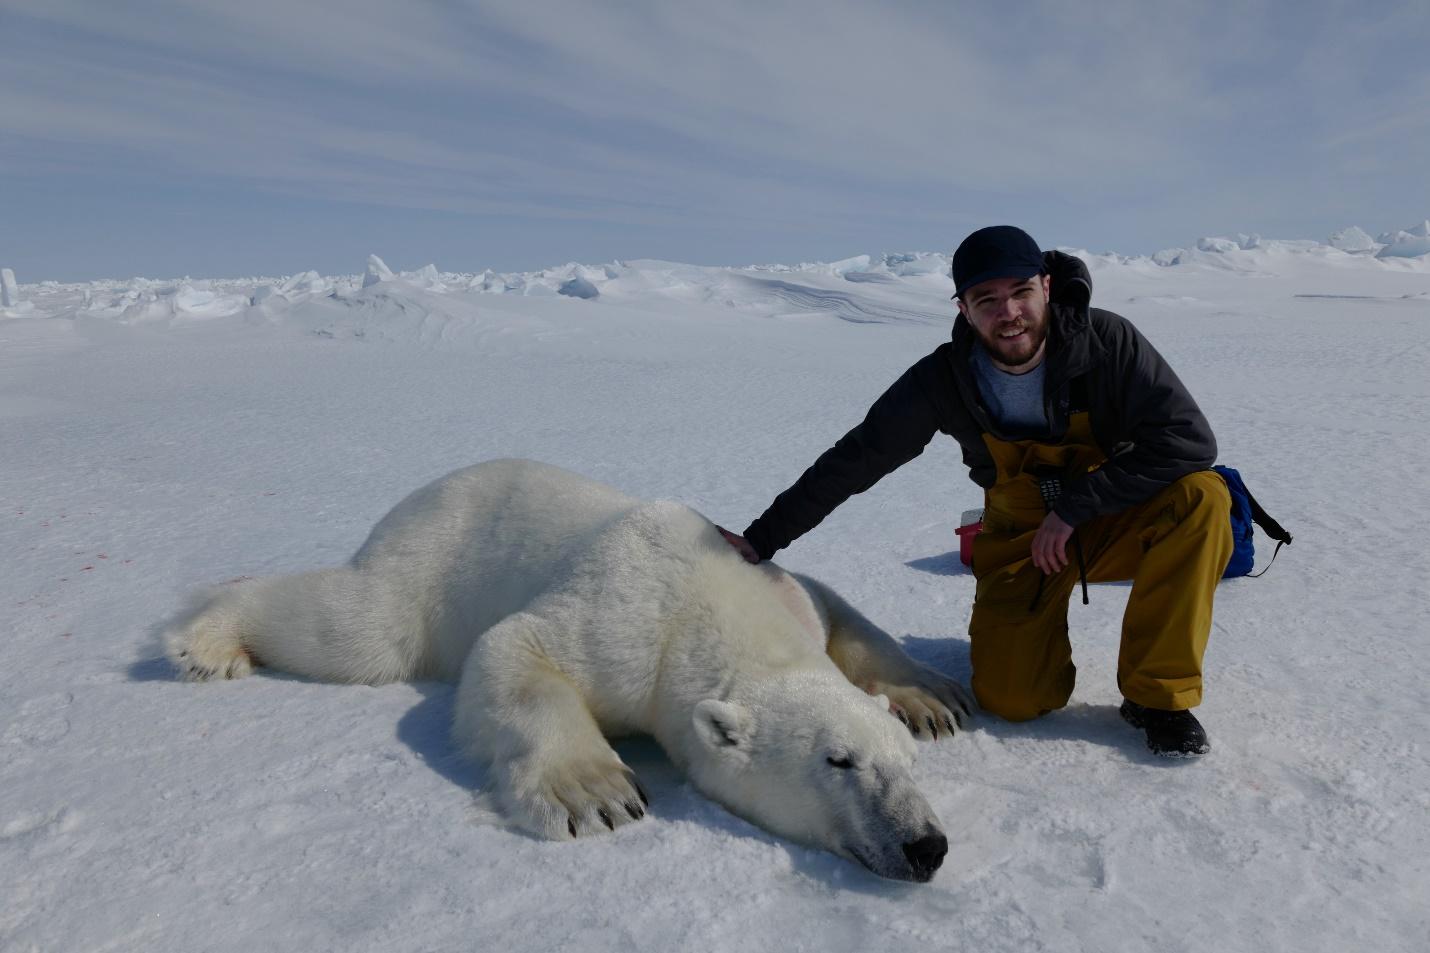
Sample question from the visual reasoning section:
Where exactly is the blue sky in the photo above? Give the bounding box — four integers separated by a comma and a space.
3, 0, 1427, 281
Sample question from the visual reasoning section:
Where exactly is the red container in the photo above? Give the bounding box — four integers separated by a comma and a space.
956, 508, 984, 566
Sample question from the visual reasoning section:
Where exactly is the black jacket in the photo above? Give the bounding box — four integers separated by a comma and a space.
742, 252, 1217, 561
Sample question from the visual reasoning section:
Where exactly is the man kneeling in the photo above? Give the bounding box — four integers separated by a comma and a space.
720, 226, 1232, 757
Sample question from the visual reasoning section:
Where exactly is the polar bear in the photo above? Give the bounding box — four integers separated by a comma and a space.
163, 459, 972, 881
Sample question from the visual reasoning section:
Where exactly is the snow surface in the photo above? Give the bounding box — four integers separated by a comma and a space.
3, 229, 1430, 952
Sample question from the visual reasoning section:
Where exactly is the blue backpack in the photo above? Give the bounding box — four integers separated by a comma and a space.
1213, 465, 1292, 578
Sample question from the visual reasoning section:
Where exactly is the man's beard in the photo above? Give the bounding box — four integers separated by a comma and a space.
977, 308, 1049, 371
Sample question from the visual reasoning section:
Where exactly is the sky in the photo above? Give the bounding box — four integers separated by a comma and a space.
2, 0, 1428, 281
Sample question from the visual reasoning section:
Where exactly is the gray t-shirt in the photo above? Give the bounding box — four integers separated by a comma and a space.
971, 341, 1050, 438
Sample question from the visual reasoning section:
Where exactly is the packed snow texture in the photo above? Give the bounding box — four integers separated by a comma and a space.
3, 224, 1429, 952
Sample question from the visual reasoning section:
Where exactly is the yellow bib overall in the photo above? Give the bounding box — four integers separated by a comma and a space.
969, 412, 1234, 720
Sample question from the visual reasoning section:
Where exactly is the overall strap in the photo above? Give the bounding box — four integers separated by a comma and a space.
1243, 485, 1293, 578
1245, 489, 1293, 545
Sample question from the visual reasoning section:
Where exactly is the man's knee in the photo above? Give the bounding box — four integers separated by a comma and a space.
973, 686, 1051, 722
971, 663, 1074, 722
1174, 469, 1232, 518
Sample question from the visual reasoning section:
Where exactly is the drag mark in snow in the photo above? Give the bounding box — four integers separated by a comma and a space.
2, 692, 73, 747
1, 806, 81, 842
741, 276, 942, 324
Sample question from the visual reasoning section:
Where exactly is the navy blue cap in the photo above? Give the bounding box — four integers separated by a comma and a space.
952, 225, 1044, 298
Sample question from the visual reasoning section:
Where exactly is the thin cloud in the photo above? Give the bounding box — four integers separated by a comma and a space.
2, 0, 1426, 278
0, 2, 1279, 191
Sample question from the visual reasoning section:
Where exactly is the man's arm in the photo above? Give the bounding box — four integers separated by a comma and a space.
1053, 314, 1217, 527
740, 354, 947, 561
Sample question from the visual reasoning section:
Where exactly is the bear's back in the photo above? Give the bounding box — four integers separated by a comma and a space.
350, 460, 640, 668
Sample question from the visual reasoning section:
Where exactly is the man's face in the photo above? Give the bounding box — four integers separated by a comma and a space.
957, 273, 1052, 372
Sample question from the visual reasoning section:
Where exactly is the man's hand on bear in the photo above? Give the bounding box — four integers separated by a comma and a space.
717, 525, 761, 563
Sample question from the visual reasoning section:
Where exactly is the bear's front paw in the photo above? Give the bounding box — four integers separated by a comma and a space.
507, 758, 650, 839
875, 671, 974, 741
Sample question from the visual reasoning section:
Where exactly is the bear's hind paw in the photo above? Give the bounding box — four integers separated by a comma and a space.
174, 645, 254, 682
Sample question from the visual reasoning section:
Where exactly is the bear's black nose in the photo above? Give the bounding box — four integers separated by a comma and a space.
902, 833, 948, 880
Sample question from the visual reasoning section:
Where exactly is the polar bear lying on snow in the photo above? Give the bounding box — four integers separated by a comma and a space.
164, 459, 973, 881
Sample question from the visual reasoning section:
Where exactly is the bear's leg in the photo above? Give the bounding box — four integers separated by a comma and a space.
452, 612, 648, 839
164, 568, 415, 684
796, 574, 975, 740
163, 588, 255, 681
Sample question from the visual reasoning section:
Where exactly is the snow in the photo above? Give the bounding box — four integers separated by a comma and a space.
558, 275, 601, 299
3, 226, 1429, 952
1195, 236, 1242, 254
1329, 226, 1377, 254
362, 253, 395, 288
0, 268, 33, 316
1376, 222, 1430, 259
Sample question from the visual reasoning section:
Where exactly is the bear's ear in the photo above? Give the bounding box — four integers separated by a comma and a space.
692, 698, 751, 752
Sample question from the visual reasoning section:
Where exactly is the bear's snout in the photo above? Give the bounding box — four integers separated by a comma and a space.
902, 832, 948, 881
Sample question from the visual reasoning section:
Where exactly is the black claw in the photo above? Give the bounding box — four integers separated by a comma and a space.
927, 716, 939, 740
910, 721, 921, 736
598, 808, 614, 831
944, 717, 957, 735
625, 801, 643, 820
634, 781, 649, 807
567, 816, 577, 838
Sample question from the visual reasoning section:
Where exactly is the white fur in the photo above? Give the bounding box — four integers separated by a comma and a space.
162, 459, 974, 881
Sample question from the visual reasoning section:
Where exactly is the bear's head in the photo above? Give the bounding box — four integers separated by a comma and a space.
686, 671, 947, 882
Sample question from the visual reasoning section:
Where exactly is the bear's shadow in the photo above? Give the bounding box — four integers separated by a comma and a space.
394, 682, 487, 790
127, 656, 177, 681
899, 631, 972, 685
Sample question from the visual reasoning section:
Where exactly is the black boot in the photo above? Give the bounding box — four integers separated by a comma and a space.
1120, 700, 1210, 757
